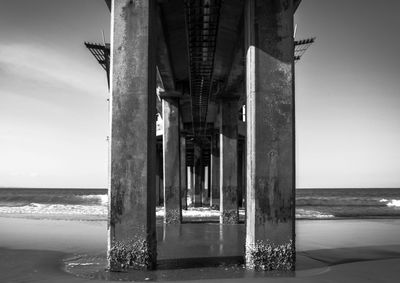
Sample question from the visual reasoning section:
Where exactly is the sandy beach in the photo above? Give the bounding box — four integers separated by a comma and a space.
1, 217, 400, 282
2, 0, 400, 282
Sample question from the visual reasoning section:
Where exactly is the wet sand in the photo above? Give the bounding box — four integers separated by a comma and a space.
1, 217, 400, 282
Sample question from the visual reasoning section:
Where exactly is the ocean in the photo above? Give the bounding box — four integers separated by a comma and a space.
297, 188, 400, 219
0, 188, 107, 221
0, 188, 399, 220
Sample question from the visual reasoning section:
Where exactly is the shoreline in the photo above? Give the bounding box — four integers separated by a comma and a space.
1, 217, 400, 282
2, 245, 400, 282
1, 213, 400, 222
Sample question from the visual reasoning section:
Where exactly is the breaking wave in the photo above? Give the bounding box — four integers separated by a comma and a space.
0, 203, 107, 216
380, 199, 400, 208
296, 208, 334, 219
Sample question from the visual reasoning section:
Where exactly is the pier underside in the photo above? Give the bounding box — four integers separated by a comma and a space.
92, 0, 302, 272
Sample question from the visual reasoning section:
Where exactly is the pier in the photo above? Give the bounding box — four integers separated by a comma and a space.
89, 0, 303, 271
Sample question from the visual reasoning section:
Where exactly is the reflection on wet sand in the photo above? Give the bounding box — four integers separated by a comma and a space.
158, 223, 245, 260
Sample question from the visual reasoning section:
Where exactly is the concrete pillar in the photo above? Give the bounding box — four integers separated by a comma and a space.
156, 145, 162, 206
189, 166, 195, 205
193, 144, 202, 207
245, 0, 295, 271
241, 141, 246, 207
202, 165, 209, 205
211, 134, 220, 208
200, 165, 205, 204
162, 97, 182, 224
159, 148, 164, 205
237, 142, 244, 208
180, 134, 187, 210
207, 165, 211, 200
186, 166, 191, 206
219, 100, 239, 224
108, 0, 156, 271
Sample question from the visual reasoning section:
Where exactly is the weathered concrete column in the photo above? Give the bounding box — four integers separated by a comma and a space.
210, 133, 220, 208
193, 143, 203, 207
237, 142, 244, 208
211, 154, 220, 208
156, 145, 162, 206
188, 166, 195, 206
245, 0, 295, 271
219, 100, 239, 224
207, 165, 211, 201
202, 165, 209, 205
162, 97, 182, 224
108, 0, 156, 271
241, 141, 246, 207
180, 133, 187, 210
200, 165, 206, 204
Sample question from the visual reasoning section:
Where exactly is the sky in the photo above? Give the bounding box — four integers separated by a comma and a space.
0, 0, 110, 188
295, 0, 400, 188
0, 0, 399, 188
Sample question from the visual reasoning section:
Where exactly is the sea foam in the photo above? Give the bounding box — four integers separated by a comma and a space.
79, 194, 108, 205
296, 208, 334, 219
0, 203, 107, 216
387, 200, 400, 208
380, 199, 400, 208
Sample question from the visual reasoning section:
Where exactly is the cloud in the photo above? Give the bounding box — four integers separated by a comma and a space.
0, 43, 106, 98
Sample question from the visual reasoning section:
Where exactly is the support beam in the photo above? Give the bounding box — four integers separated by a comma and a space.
162, 97, 182, 224
202, 165, 209, 206
207, 165, 211, 202
210, 132, 220, 208
108, 0, 156, 271
241, 140, 246, 207
219, 100, 239, 224
237, 143, 244, 208
189, 166, 195, 206
180, 131, 187, 210
201, 165, 206, 204
156, 145, 163, 206
245, 0, 295, 271
193, 144, 203, 207
186, 166, 191, 206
